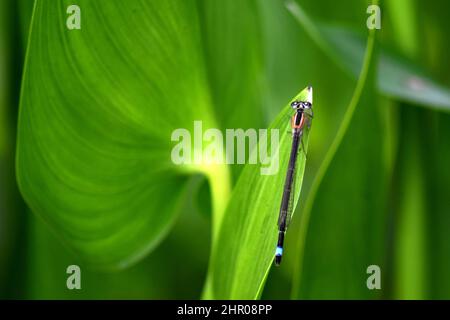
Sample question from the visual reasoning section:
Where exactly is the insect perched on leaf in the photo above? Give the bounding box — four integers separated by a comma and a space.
275, 86, 313, 266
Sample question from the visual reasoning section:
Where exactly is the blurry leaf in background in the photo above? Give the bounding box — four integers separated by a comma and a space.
17, 0, 228, 269
287, 0, 450, 111
210, 87, 312, 299
391, 108, 428, 299
18, 0, 35, 48
385, 0, 450, 299
197, 0, 265, 183
0, 0, 14, 295
418, 0, 450, 299
426, 112, 450, 299
292, 11, 387, 298
190, 0, 266, 231
0, 0, 29, 298
385, 1, 427, 299
26, 175, 211, 299
195, 0, 265, 232
378, 52, 450, 111
198, 0, 264, 133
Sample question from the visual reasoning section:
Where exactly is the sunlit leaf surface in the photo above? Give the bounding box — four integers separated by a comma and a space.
17, 0, 220, 268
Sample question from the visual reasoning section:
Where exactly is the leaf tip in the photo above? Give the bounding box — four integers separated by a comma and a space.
291, 85, 313, 105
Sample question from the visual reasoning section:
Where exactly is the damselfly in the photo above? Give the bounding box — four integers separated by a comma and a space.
275, 86, 313, 266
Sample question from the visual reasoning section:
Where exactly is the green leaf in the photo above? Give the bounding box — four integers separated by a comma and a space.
291, 13, 388, 298
198, 0, 265, 183
0, 0, 11, 157
0, 0, 29, 298
26, 179, 211, 299
0, 0, 14, 294
198, 0, 264, 131
18, 0, 35, 47
286, 0, 450, 111
386, 0, 450, 299
210, 86, 313, 299
16, 0, 229, 269
391, 109, 428, 299
427, 113, 450, 299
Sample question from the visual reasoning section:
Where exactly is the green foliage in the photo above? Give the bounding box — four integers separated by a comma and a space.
198, 0, 265, 182
287, 0, 450, 111
0, 0, 449, 299
17, 0, 223, 269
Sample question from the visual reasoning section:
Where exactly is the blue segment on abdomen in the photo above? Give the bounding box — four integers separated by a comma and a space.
275, 246, 283, 256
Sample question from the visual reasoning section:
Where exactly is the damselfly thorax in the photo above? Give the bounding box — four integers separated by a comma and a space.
291, 110, 306, 132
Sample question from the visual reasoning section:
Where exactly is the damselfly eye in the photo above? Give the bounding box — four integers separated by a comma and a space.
302, 102, 312, 109
291, 101, 300, 108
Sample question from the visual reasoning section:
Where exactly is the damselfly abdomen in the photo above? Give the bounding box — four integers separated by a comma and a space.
275, 86, 313, 266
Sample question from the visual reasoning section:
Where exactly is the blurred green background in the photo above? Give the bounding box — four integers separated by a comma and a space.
1, 0, 449, 299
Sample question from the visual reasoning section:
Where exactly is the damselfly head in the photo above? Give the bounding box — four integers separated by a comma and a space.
291, 100, 312, 110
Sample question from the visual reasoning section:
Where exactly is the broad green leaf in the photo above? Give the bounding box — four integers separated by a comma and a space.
16, 0, 228, 269
198, 0, 264, 131
198, 0, 265, 182
286, 0, 450, 111
210, 86, 312, 299
26, 178, 211, 299
292, 14, 388, 298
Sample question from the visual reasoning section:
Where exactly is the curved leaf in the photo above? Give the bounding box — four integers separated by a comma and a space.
16, 0, 223, 269
199, 0, 264, 131
198, 0, 265, 182
211, 86, 312, 299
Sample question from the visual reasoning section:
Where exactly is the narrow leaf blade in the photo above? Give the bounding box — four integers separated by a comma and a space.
211, 86, 313, 299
